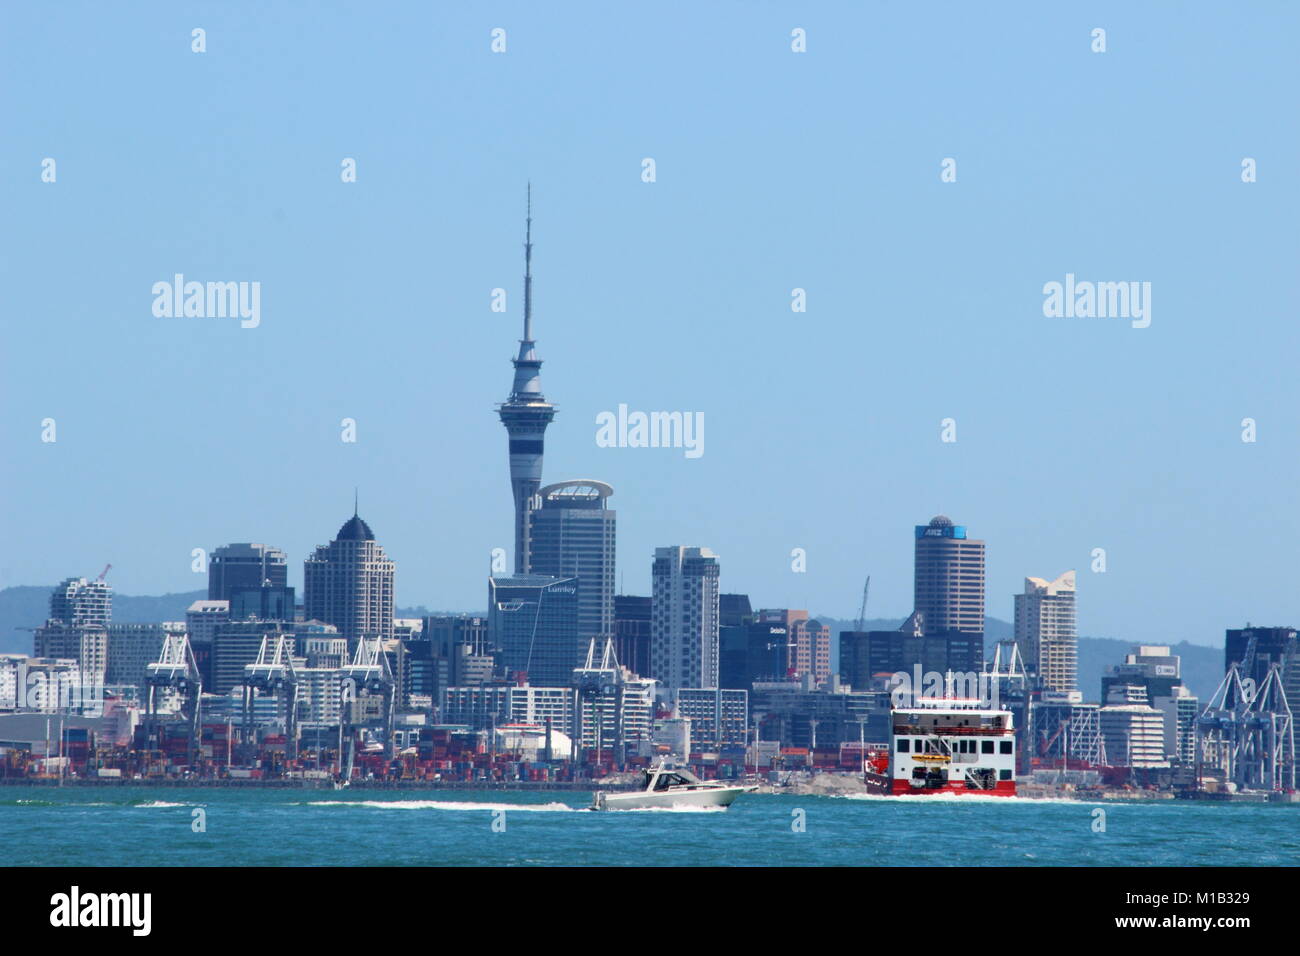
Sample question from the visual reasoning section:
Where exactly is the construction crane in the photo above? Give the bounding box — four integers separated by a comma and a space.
855, 576, 871, 632
95, 564, 111, 582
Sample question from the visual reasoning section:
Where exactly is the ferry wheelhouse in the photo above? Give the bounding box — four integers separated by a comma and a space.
864, 698, 1016, 796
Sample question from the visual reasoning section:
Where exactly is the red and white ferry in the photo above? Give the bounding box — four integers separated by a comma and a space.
864, 698, 1016, 796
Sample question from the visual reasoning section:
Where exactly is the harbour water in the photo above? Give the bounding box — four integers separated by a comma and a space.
4, 787, 1298, 866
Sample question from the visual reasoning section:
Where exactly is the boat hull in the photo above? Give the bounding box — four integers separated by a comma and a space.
864, 772, 1015, 796
591, 785, 749, 811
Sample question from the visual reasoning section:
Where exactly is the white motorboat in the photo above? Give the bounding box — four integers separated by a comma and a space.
590, 764, 754, 811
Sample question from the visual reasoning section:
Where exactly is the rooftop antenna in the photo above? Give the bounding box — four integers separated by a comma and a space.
523, 182, 533, 342
354, 488, 358, 517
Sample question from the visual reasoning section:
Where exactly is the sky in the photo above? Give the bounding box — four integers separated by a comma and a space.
2, 2, 1297, 648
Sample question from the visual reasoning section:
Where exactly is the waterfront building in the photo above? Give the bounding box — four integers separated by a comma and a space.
674, 688, 749, 750
1101, 645, 1198, 765
106, 622, 185, 689
1225, 625, 1300, 705
1099, 684, 1169, 768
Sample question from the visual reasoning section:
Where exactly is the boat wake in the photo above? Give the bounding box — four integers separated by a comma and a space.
304, 799, 575, 812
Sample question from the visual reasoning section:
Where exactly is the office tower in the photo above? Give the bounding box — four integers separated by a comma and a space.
303, 510, 396, 648
34, 577, 113, 683
208, 543, 288, 601
229, 584, 296, 622
613, 595, 652, 679
528, 480, 616, 644
650, 547, 721, 694
496, 188, 556, 574
106, 622, 183, 688
913, 515, 986, 667
210, 621, 296, 695
914, 515, 985, 633
488, 574, 580, 687
757, 609, 831, 688
423, 614, 493, 686
185, 599, 228, 689
1225, 626, 1300, 705
839, 610, 980, 688
1101, 645, 1198, 765
1013, 571, 1078, 693
720, 594, 754, 628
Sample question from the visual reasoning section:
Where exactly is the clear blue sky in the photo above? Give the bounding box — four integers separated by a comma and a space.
2, 2, 1297, 647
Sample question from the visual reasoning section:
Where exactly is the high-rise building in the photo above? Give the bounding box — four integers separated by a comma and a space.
1225, 626, 1300, 705
758, 610, 831, 688
1013, 571, 1077, 693
49, 576, 112, 628
303, 511, 395, 648
488, 574, 580, 687
913, 515, 985, 667
613, 595, 651, 679
106, 622, 184, 689
496, 188, 556, 574
650, 547, 721, 694
210, 620, 296, 695
914, 515, 985, 634
839, 611, 981, 689
34, 577, 113, 683
208, 543, 288, 602
528, 480, 616, 644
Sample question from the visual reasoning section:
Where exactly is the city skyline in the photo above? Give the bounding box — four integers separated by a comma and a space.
4, 5, 1298, 651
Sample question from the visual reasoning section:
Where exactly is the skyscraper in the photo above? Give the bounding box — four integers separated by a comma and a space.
914, 516, 985, 634
1013, 571, 1078, 692
208, 543, 288, 601
302, 511, 395, 648
497, 187, 556, 574
488, 574, 580, 686
913, 515, 985, 667
650, 547, 721, 694
34, 577, 112, 683
528, 480, 616, 645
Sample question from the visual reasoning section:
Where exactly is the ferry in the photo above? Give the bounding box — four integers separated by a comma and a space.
863, 698, 1016, 796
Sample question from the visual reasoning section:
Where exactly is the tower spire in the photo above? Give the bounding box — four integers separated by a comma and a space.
523, 182, 533, 343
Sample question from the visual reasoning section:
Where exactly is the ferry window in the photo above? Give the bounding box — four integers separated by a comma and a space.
999, 741, 1012, 754
999, 769, 1012, 781
981, 740, 994, 754
897, 739, 910, 752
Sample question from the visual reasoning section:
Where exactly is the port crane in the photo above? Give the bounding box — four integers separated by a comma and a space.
338, 637, 396, 777
243, 634, 300, 764
144, 632, 203, 768
1195, 663, 1294, 793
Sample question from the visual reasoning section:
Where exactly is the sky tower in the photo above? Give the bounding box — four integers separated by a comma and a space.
497, 185, 557, 573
